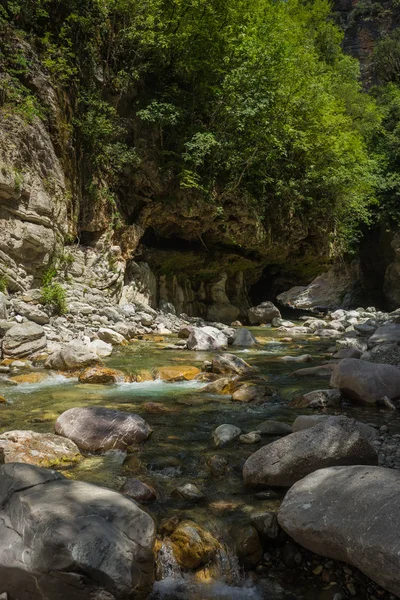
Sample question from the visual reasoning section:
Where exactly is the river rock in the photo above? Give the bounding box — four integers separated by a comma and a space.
290, 388, 342, 409
240, 431, 262, 444
170, 521, 220, 569
2, 322, 46, 358
45, 341, 101, 370
291, 415, 378, 441
213, 424, 241, 447
0, 463, 155, 600
211, 353, 253, 375
291, 363, 336, 378
330, 358, 400, 404
278, 465, 400, 596
251, 511, 279, 540
88, 338, 113, 358
280, 354, 312, 364
369, 323, 400, 346
247, 301, 281, 325
243, 416, 378, 488
332, 348, 362, 359
155, 365, 200, 381
187, 327, 228, 351
172, 482, 205, 503
13, 301, 49, 325
55, 406, 152, 451
121, 478, 157, 503
178, 325, 194, 339
231, 383, 274, 403
97, 327, 127, 345
0, 430, 81, 468
78, 367, 126, 384
257, 420, 292, 436
231, 524, 262, 568
231, 328, 257, 347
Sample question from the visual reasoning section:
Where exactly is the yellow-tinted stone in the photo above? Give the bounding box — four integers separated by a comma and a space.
156, 366, 201, 382
10, 372, 48, 384
135, 370, 154, 382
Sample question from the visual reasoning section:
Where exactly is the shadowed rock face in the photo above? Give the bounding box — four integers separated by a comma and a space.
278, 465, 400, 596
55, 406, 152, 451
243, 416, 378, 488
0, 463, 156, 600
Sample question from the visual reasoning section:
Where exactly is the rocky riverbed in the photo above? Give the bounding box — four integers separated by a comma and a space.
1, 293, 400, 599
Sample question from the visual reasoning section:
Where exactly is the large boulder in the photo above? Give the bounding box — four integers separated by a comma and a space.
45, 340, 101, 370
0, 430, 81, 467
243, 416, 378, 488
2, 322, 46, 358
362, 342, 400, 366
291, 415, 377, 441
247, 301, 281, 325
278, 465, 400, 597
330, 358, 400, 404
368, 323, 400, 346
232, 328, 257, 347
186, 327, 228, 351
0, 463, 155, 600
13, 301, 49, 325
55, 406, 152, 451
98, 327, 127, 345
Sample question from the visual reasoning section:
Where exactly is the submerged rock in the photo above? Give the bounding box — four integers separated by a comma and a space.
289, 388, 342, 409
2, 322, 46, 358
121, 478, 157, 503
172, 482, 205, 503
155, 365, 200, 381
278, 465, 400, 597
231, 524, 262, 568
0, 463, 155, 600
213, 424, 241, 447
247, 301, 281, 325
231, 383, 274, 403
243, 416, 378, 488
0, 430, 81, 468
330, 358, 400, 404
55, 406, 152, 451
257, 420, 292, 436
231, 327, 257, 347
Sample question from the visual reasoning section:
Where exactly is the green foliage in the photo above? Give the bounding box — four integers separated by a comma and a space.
0, 275, 8, 293
372, 30, 400, 84
40, 268, 67, 315
0, 0, 385, 256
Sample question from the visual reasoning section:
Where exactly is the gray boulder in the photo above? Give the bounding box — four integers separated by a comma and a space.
98, 327, 127, 345
243, 416, 378, 488
369, 323, 400, 346
232, 328, 257, 347
0, 463, 155, 600
2, 322, 46, 358
362, 342, 400, 366
291, 388, 342, 409
330, 358, 400, 404
55, 406, 152, 451
13, 301, 49, 325
247, 301, 281, 325
0, 430, 81, 468
278, 465, 400, 597
187, 327, 228, 351
45, 340, 101, 370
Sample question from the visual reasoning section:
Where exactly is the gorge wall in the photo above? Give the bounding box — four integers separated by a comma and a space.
1, 2, 400, 320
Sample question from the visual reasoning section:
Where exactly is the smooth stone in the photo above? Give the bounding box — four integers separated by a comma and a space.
78, 367, 126, 384
213, 424, 241, 447
155, 365, 200, 381
247, 302, 281, 325
172, 482, 205, 503
121, 478, 157, 503
240, 432, 262, 444
278, 465, 400, 597
211, 353, 253, 375
330, 358, 400, 404
243, 416, 378, 488
257, 420, 292, 436
0, 430, 81, 468
55, 406, 152, 451
231, 328, 257, 347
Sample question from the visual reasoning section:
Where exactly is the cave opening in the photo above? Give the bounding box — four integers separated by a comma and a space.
140, 227, 205, 252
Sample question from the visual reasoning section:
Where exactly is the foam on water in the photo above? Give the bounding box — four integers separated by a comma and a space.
150, 578, 263, 600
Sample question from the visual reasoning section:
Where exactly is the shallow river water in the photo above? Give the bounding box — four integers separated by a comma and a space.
0, 327, 396, 599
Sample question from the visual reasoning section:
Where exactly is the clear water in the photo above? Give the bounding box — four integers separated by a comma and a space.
0, 327, 396, 599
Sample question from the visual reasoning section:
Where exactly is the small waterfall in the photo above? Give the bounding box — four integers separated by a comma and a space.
151, 541, 263, 600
